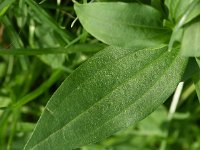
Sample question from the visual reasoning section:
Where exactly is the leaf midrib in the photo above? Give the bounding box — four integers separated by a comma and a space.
47, 45, 167, 114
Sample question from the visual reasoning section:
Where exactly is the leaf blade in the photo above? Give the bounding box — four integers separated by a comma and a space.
24, 46, 187, 150
74, 2, 170, 49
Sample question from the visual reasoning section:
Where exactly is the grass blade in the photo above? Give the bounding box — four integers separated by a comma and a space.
25, 0, 73, 44
0, 43, 106, 55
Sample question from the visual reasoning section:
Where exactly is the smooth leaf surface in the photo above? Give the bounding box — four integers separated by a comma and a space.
74, 2, 170, 49
24, 46, 187, 150
165, 0, 194, 23
181, 18, 200, 56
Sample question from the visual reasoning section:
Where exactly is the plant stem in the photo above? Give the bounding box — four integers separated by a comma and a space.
160, 82, 184, 150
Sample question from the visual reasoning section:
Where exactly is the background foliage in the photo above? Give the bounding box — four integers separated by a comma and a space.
0, 0, 200, 150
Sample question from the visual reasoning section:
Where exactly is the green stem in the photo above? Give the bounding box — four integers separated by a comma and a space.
0, 110, 12, 149
0, 43, 105, 55
7, 109, 19, 150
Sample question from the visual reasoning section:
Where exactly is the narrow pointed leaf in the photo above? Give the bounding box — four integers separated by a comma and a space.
24, 46, 187, 150
74, 2, 170, 49
0, 0, 15, 16
25, 0, 72, 43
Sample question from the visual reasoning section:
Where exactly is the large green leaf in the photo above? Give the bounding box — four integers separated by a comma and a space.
24, 46, 187, 150
181, 18, 200, 56
74, 2, 170, 49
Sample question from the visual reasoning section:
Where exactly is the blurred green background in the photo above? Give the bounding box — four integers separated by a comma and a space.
0, 0, 200, 150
